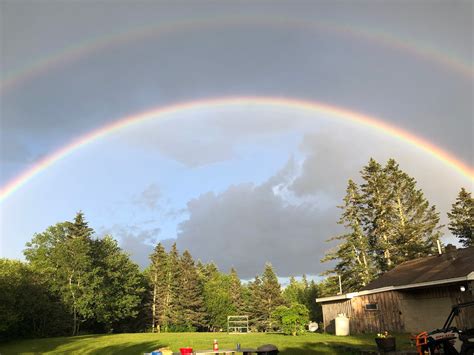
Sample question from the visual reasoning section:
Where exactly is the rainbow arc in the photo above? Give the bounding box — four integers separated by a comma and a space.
1, 96, 472, 203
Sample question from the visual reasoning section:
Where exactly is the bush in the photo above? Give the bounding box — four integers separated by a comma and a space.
272, 303, 309, 336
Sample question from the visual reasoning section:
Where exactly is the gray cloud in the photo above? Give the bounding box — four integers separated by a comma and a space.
132, 183, 161, 210
1, 1, 472, 176
173, 165, 341, 278
101, 224, 160, 269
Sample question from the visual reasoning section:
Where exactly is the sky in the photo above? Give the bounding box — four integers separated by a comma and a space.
0, 1, 472, 279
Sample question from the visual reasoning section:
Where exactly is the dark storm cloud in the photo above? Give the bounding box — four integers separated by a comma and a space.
173, 165, 341, 278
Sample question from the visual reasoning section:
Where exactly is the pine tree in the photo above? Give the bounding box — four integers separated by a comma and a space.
163, 243, 181, 331
383, 159, 441, 263
323, 179, 375, 291
360, 158, 394, 272
448, 188, 474, 247
361, 159, 441, 272
67, 211, 94, 240
202, 272, 234, 331
247, 275, 264, 330
229, 268, 245, 314
259, 263, 284, 331
323, 159, 443, 292
149, 243, 168, 332
176, 250, 205, 331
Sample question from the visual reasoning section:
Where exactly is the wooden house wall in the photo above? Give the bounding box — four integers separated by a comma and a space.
321, 282, 474, 334
350, 292, 404, 333
321, 300, 352, 333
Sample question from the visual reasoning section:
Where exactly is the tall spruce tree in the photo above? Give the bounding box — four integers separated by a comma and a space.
163, 243, 182, 331
448, 187, 473, 247
247, 275, 265, 330
259, 263, 284, 331
323, 179, 375, 291
229, 268, 246, 314
202, 272, 234, 331
383, 159, 441, 263
323, 158, 442, 292
149, 243, 168, 332
360, 158, 394, 271
176, 250, 205, 330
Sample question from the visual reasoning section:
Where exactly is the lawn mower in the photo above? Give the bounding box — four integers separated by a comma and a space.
414, 301, 474, 355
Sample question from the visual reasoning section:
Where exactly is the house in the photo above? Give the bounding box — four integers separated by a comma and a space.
316, 246, 474, 334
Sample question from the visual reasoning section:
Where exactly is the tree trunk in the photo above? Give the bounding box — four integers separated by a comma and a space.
69, 274, 77, 336
152, 271, 158, 333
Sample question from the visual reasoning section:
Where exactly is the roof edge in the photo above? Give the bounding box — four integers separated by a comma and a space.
315, 292, 358, 303
316, 275, 471, 303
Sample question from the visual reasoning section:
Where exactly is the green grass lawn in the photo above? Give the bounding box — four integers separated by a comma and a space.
0, 332, 415, 354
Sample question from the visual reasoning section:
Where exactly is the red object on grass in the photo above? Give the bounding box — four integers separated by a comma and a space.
179, 348, 193, 354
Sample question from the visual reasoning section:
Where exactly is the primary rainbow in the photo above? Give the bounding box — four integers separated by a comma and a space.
0, 96, 472, 202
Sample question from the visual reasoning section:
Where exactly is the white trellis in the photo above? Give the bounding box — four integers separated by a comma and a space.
227, 315, 249, 333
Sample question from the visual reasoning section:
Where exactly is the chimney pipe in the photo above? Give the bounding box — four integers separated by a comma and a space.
437, 240, 442, 255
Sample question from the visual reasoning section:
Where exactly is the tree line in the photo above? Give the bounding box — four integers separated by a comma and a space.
0, 212, 321, 339
1, 158, 472, 340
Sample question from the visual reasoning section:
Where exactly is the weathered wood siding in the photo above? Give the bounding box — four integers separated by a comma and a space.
321, 300, 352, 333
351, 292, 404, 333
321, 282, 474, 334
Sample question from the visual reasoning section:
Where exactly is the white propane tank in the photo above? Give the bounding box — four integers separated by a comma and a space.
335, 313, 350, 336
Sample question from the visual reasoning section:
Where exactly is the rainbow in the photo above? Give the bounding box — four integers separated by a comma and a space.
1, 96, 472, 203
1, 16, 472, 92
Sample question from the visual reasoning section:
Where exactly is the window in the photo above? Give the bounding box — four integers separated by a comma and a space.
365, 303, 378, 311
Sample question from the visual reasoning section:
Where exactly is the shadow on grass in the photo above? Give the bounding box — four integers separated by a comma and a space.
0, 335, 99, 354
88, 341, 167, 355
0, 335, 166, 355
280, 343, 373, 355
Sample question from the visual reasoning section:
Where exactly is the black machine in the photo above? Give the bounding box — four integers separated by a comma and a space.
415, 301, 474, 355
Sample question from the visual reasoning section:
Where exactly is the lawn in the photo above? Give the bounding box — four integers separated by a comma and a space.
0, 332, 414, 354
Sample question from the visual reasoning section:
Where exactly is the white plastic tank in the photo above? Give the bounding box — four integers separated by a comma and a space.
335, 313, 350, 336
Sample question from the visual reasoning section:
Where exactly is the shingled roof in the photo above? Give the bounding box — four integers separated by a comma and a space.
361, 246, 474, 291
317, 246, 474, 303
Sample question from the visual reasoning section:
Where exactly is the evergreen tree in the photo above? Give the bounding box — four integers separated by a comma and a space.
383, 159, 441, 263
360, 158, 394, 271
448, 187, 474, 247
149, 243, 168, 332
229, 268, 246, 314
67, 211, 94, 240
202, 272, 234, 331
323, 179, 375, 292
323, 159, 442, 292
282, 276, 305, 305
176, 250, 205, 331
259, 263, 284, 331
164, 243, 182, 331
247, 275, 265, 330
305, 280, 322, 323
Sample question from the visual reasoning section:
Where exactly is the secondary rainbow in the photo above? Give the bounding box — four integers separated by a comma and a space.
1, 96, 472, 202
1, 16, 472, 92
